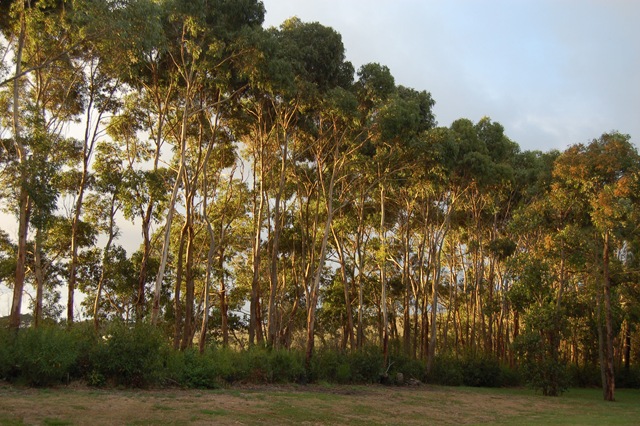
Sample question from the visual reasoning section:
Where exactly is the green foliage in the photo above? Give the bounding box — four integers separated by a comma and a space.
242, 347, 307, 384
309, 349, 348, 383
310, 348, 342, 383
0, 327, 15, 379
10, 326, 78, 386
265, 349, 306, 383
428, 354, 519, 388
387, 355, 426, 384
460, 354, 503, 387
427, 355, 464, 386
165, 347, 307, 387
309, 346, 387, 384
67, 322, 101, 379
513, 331, 570, 396
616, 367, 640, 389
568, 363, 601, 388
166, 348, 221, 388
347, 345, 385, 383
91, 322, 167, 387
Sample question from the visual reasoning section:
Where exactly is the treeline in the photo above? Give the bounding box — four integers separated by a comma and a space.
1, 0, 639, 399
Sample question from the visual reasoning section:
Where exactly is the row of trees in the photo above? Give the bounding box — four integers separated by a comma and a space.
1, 0, 639, 400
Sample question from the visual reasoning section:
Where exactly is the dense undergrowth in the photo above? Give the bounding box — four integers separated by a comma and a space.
1, 323, 638, 391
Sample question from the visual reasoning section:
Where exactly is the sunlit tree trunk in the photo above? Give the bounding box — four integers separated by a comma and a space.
379, 183, 389, 367
9, 2, 29, 331
602, 231, 615, 401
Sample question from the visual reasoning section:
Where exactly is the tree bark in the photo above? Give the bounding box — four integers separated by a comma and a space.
379, 183, 389, 367
602, 231, 615, 401
33, 228, 45, 327
305, 146, 338, 368
9, 5, 29, 331
267, 136, 288, 347
172, 225, 187, 349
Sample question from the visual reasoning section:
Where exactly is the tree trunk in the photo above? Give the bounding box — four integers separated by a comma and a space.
331, 225, 356, 350
623, 322, 631, 371
152, 77, 191, 325
267, 136, 288, 347
402, 206, 412, 356
305, 148, 338, 368
219, 250, 229, 347
379, 184, 389, 367
9, 5, 29, 331
33, 228, 45, 327
249, 146, 266, 346
602, 231, 615, 401
427, 242, 441, 374
173, 226, 187, 349
199, 218, 215, 354
94, 197, 118, 331
180, 202, 196, 350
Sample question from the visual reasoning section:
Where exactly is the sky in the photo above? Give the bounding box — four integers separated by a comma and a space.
261, 0, 639, 152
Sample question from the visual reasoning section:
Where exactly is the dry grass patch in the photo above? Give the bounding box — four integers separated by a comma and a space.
0, 382, 639, 425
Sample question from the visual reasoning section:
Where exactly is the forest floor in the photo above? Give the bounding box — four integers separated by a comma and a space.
1, 381, 639, 425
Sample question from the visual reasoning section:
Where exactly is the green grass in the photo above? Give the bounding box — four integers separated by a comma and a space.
152, 404, 175, 411
0, 417, 25, 426
1, 385, 639, 425
199, 408, 228, 416
42, 419, 72, 426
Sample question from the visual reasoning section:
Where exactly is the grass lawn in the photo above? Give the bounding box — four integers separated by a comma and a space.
0, 382, 638, 425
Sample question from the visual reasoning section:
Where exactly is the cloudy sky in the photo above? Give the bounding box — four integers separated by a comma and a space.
261, 0, 639, 152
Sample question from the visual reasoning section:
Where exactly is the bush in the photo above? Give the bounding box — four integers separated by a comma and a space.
92, 322, 167, 387
500, 365, 523, 387
616, 366, 640, 389
309, 346, 384, 384
348, 345, 384, 383
514, 331, 569, 396
310, 349, 342, 382
210, 347, 241, 383
461, 354, 503, 387
428, 355, 463, 386
387, 355, 426, 384
568, 363, 600, 388
68, 322, 101, 380
166, 348, 219, 388
12, 326, 79, 386
0, 327, 16, 380
266, 349, 306, 383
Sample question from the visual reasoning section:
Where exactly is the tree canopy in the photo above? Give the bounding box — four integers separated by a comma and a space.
1, 0, 638, 401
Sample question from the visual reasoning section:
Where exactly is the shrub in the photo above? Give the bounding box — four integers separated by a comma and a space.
616, 366, 640, 389
0, 327, 16, 380
12, 326, 79, 386
92, 322, 167, 387
165, 349, 219, 388
209, 347, 241, 383
243, 347, 270, 383
309, 349, 342, 382
388, 355, 426, 384
461, 354, 503, 387
310, 347, 384, 384
335, 362, 352, 384
568, 363, 600, 388
68, 322, 101, 380
500, 364, 523, 387
514, 331, 569, 395
348, 345, 384, 383
267, 349, 306, 383
428, 355, 463, 386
